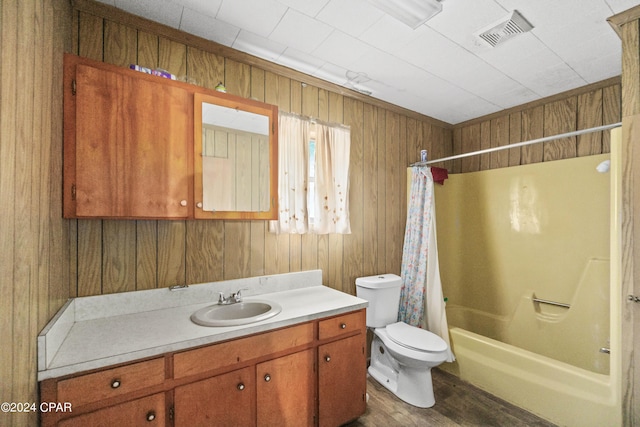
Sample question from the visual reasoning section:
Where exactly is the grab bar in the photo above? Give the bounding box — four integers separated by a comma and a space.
532, 297, 571, 309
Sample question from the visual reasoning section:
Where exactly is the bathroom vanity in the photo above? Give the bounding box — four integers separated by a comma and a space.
38, 271, 367, 426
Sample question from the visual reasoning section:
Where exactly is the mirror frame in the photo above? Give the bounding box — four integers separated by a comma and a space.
194, 91, 278, 220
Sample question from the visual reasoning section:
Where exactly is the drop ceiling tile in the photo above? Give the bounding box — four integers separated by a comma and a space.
113, 0, 184, 28
217, 0, 288, 38
276, 47, 327, 77
174, 0, 222, 15
313, 31, 377, 70
359, 15, 430, 54
233, 30, 287, 62
269, 9, 334, 53
316, 0, 384, 37
180, 6, 240, 46
275, 0, 331, 17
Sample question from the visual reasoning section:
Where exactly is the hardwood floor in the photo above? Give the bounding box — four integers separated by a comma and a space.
345, 368, 558, 427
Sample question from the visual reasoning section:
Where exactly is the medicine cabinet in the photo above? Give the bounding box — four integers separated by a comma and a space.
194, 93, 278, 220
62, 53, 278, 220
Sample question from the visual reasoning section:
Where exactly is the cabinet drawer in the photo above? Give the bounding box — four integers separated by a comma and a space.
174, 322, 314, 379
57, 358, 165, 408
318, 310, 365, 341
59, 392, 165, 427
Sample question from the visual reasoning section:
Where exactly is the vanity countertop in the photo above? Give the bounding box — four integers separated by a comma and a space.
37, 270, 367, 381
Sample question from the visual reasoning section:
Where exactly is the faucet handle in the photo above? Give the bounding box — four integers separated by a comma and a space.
234, 288, 250, 303
218, 292, 227, 304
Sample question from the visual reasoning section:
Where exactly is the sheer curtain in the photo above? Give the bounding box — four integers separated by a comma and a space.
270, 113, 351, 234
398, 166, 454, 362
312, 123, 351, 234
269, 113, 310, 234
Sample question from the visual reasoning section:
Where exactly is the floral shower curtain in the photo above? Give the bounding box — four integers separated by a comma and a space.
398, 167, 454, 362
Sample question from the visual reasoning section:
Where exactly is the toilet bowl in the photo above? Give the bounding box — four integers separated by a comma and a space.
368, 322, 448, 408
355, 274, 450, 408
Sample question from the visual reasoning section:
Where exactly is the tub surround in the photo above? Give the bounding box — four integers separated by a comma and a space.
37, 270, 367, 381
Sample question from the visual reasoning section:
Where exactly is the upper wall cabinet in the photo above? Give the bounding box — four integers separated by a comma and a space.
63, 54, 278, 220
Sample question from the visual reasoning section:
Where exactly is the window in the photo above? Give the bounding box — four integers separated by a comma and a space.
269, 113, 351, 234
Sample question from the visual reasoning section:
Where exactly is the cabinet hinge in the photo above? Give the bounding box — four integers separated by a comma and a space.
72, 79, 76, 95
629, 295, 640, 303
169, 405, 174, 421
71, 184, 76, 201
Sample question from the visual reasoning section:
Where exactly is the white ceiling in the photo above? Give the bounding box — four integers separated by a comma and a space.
97, 0, 640, 125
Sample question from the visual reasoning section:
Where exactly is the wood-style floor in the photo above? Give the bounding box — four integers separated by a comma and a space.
345, 368, 558, 427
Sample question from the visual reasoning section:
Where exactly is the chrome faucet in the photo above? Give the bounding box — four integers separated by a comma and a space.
218, 288, 249, 304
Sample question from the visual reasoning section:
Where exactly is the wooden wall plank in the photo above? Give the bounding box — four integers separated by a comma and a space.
344, 98, 365, 295
136, 30, 158, 69
490, 116, 509, 169
1, 2, 71, 424
363, 103, 379, 276
543, 97, 577, 161
577, 89, 603, 156
460, 124, 480, 173
521, 105, 544, 165
376, 109, 387, 274
509, 112, 522, 166
250, 67, 267, 277
78, 11, 102, 60
603, 84, 622, 152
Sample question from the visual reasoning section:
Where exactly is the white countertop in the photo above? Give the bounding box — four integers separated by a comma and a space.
37, 270, 368, 381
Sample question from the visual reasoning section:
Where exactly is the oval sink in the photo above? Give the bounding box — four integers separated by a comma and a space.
191, 300, 282, 327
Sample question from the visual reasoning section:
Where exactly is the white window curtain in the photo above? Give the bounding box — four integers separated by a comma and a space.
269, 112, 351, 234
312, 123, 351, 234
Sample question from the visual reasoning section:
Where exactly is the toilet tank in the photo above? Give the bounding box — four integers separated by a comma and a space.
355, 274, 403, 328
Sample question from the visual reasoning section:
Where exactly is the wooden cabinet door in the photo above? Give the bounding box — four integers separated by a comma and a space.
174, 366, 255, 427
72, 62, 191, 218
256, 349, 315, 427
58, 392, 165, 427
318, 334, 367, 427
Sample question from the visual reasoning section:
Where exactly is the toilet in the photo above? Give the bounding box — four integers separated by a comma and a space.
356, 274, 448, 408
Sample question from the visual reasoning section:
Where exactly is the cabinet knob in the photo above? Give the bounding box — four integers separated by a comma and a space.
264, 374, 271, 382
340, 323, 347, 329
196, 202, 203, 209
111, 379, 121, 389
325, 355, 331, 362
237, 383, 245, 391
146, 411, 156, 422
180, 200, 187, 207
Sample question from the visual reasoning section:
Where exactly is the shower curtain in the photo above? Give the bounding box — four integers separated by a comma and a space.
398, 167, 454, 362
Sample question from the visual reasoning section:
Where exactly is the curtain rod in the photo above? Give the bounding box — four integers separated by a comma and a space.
410, 122, 622, 166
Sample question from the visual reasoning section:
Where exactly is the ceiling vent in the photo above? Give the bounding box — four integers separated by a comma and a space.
476, 10, 533, 47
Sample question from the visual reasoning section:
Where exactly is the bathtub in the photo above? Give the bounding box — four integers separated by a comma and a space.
433, 130, 623, 426
441, 326, 620, 427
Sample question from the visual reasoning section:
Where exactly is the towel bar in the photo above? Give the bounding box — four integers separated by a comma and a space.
532, 297, 570, 309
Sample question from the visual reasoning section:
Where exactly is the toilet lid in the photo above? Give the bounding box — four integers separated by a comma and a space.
386, 322, 447, 353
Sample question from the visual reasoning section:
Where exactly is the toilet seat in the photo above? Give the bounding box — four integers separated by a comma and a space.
386, 322, 447, 353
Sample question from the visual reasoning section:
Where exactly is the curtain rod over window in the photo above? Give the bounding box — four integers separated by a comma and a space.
278, 110, 350, 130
410, 122, 622, 167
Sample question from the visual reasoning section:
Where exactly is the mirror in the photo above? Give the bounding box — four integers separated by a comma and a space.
194, 92, 278, 220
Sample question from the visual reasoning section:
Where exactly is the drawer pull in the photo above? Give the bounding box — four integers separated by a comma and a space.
111, 379, 121, 389
237, 383, 245, 391
340, 323, 347, 329
146, 411, 156, 422
264, 374, 271, 382
325, 355, 331, 362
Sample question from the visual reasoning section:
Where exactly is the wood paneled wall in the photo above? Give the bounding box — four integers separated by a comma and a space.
610, 6, 640, 425
68, 1, 453, 298
0, 1, 71, 426
447, 79, 621, 173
